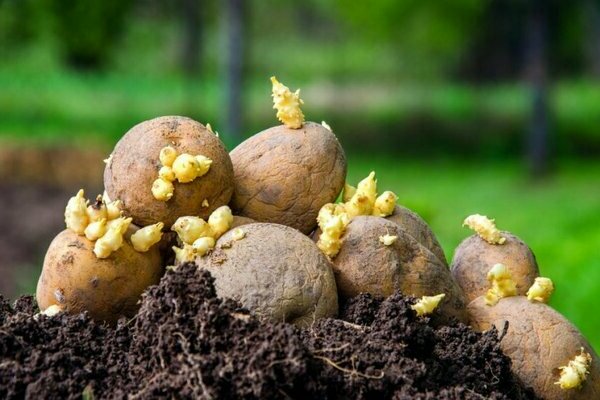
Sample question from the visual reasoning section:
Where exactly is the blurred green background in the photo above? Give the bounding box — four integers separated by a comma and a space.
0, 0, 598, 349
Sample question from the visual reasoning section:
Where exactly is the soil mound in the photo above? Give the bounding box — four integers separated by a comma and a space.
0, 263, 538, 399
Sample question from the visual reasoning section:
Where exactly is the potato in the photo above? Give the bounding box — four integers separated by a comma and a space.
385, 205, 447, 265
329, 216, 467, 323
195, 223, 338, 326
451, 232, 539, 302
104, 116, 234, 227
36, 228, 163, 324
229, 215, 256, 230
468, 296, 599, 400
230, 122, 347, 234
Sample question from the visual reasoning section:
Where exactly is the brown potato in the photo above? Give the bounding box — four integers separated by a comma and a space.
451, 232, 539, 302
468, 296, 599, 400
104, 116, 234, 227
37, 228, 163, 324
331, 216, 467, 323
230, 122, 347, 234
385, 205, 447, 266
196, 223, 338, 326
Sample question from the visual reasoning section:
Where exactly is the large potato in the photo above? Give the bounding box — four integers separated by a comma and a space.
468, 296, 599, 400
230, 122, 346, 234
104, 116, 234, 227
196, 223, 338, 326
330, 216, 467, 323
37, 228, 163, 324
385, 205, 447, 265
451, 232, 539, 302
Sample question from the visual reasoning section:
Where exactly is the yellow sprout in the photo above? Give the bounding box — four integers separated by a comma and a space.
342, 183, 356, 203
379, 234, 398, 246
131, 222, 164, 252
201, 199, 209, 208
93, 217, 132, 259
485, 263, 517, 306
65, 189, 89, 235
152, 178, 175, 202
206, 123, 214, 133
105, 199, 122, 220
41, 304, 62, 317
103, 154, 113, 164
171, 216, 212, 245
159, 146, 178, 167
208, 206, 234, 238
556, 348, 592, 390
194, 155, 212, 177
411, 294, 446, 317
463, 214, 506, 245
159, 166, 176, 182
373, 191, 398, 217
172, 154, 201, 183
321, 121, 332, 131
346, 172, 377, 217
86, 196, 108, 222
173, 244, 196, 264
271, 76, 305, 129
231, 228, 246, 241
192, 236, 216, 257
526, 277, 554, 303
84, 218, 108, 241
317, 214, 348, 258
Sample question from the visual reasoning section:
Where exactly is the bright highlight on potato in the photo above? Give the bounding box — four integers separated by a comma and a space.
556, 348, 593, 390
379, 234, 397, 246
463, 214, 506, 245
131, 222, 164, 252
484, 263, 517, 306
271, 76, 305, 129
411, 293, 446, 317
40, 304, 62, 317
152, 146, 213, 202
526, 277, 554, 303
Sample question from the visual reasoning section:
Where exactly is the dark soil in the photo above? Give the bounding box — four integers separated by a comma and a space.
0, 263, 539, 400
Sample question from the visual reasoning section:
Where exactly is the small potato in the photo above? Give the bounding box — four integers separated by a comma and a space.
230, 122, 347, 234
451, 232, 539, 302
330, 216, 467, 323
196, 223, 338, 326
385, 205, 447, 266
468, 296, 599, 400
36, 228, 163, 324
104, 116, 234, 227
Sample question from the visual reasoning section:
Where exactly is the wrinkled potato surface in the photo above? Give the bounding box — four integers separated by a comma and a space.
451, 232, 539, 302
196, 223, 338, 326
37, 229, 163, 324
230, 122, 346, 234
104, 116, 234, 227
330, 216, 467, 323
468, 296, 600, 400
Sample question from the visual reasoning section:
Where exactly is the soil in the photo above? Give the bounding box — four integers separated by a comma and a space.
0, 263, 538, 400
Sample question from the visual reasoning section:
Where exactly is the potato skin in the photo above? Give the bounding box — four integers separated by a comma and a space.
385, 205, 447, 266
230, 122, 347, 234
36, 229, 164, 324
195, 223, 338, 326
451, 232, 539, 302
331, 216, 467, 323
468, 296, 600, 400
104, 116, 234, 227
229, 215, 256, 230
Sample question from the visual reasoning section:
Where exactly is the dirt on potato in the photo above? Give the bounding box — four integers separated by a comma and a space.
0, 263, 538, 400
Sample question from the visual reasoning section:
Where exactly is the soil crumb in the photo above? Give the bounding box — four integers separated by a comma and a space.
0, 263, 538, 399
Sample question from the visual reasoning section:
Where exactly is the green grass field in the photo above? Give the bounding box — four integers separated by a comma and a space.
345, 157, 600, 351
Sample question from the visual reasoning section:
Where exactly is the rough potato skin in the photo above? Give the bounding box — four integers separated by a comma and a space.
195, 223, 338, 326
451, 232, 539, 302
386, 205, 447, 266
468, 296, 600, 400
104, 116, 234, 227
230, 122, 347, 234
36, 229, 164, 324
332, 216, 468, 323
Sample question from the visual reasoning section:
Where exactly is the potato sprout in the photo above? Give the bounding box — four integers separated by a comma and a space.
463, 214, 506, 245
40, 304, 62, 317
94, 217, 132, 259
526, 277, 554, 303
151, 178, 174, 201
556, 348, 592, 390
342, 183, 356, 203
379, 234, 398, 246
484, 263, 517, 306
411, 293, 446, 317
208, 206, 234, 238
159, 146, 177, 167
317, 214, 349, 258
158, 166, 176, 182
321, 121, 332, 131
105, 199, 122, 220
231, 228, 246, 241
271, 76, 304, 129
131, 222, 164, 252
191, 236, 216, 256
86, 196, 108, 223
373, 191, 398, 217
171, 216, 212, 244
65, 189, 89, 235
84, 219, 108, 241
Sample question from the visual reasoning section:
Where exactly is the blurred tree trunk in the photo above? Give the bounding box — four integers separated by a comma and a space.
222, 0, 245, 144
181, 0, 202, 76
525, 0, 550, 178
584, 0, 600, 77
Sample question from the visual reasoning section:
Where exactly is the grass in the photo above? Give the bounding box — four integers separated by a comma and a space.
345, 157, 600, 351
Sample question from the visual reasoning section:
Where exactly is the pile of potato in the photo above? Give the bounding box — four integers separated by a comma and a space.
36, 77, 597, 399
